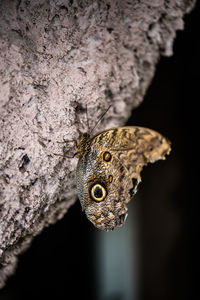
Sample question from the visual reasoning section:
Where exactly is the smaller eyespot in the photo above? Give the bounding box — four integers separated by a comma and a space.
108, 175, 113, 183
90, 183, 107, 202
102, 151, 112, 162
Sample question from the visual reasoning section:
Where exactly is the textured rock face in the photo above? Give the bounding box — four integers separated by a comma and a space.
0, 0, 196, 287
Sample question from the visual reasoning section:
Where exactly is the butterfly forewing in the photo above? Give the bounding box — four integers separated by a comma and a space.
91, 126, 170, 172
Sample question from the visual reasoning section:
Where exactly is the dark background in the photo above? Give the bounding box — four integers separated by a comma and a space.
0, 3, 198, 300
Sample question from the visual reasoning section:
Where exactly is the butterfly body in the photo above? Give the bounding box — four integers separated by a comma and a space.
76, 126, 171, 231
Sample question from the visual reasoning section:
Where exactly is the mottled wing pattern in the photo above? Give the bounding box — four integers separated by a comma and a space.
76, 143, 133, 231
92, 126, 170, 183
76, 126, 171, 231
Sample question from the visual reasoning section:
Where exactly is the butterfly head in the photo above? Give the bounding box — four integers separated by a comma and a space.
76, 132, 91, 157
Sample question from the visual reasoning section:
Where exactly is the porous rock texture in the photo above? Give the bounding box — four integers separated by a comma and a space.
0, 0, 195, 287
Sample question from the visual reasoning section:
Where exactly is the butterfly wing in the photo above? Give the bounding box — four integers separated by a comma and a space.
76, 145, 133, 231
91, 126, 171, 182
76, 126, 171, 231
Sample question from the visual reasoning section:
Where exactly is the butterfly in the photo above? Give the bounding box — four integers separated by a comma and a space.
75, 125, 171, 231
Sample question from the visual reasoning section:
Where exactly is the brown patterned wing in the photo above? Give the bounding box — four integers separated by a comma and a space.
91, 126, 171, 187
76, 126, 171, 231
76, 148, 133, 231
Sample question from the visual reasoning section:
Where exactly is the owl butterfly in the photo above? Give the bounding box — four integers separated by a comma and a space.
76, 123, 171, 231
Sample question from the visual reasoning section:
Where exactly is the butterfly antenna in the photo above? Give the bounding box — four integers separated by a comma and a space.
85, 104, 90, 132
90, 105, 112, 134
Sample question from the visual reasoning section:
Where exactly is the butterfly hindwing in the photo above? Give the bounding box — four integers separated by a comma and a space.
76, 143, 132, 231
